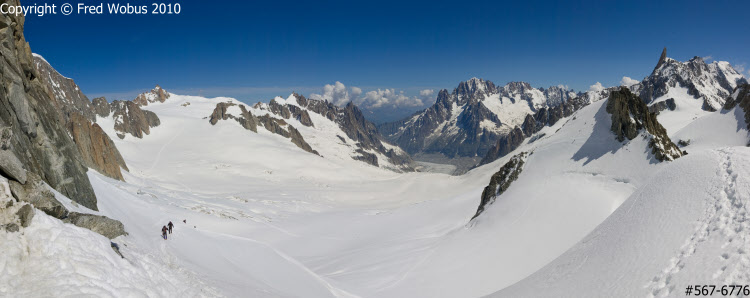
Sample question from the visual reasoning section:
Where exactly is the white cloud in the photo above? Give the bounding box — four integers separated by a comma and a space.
588, 82, 605, 92
310, 82, 430, 109
703, 55, 713, 62
557, 84, 569, 90
309, 81, 355, 106
361, 89, 424, 108
620, 76, 640, 87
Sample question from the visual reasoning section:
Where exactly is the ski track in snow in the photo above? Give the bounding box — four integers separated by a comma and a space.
647, 148, 750, 297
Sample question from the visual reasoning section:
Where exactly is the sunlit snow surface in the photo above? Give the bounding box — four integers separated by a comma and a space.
3, 91, 750, 297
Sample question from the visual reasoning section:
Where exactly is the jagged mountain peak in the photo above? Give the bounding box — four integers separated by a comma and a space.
134, 85, 171, 106
455, 77, 497, 102
634, 49, 747, 111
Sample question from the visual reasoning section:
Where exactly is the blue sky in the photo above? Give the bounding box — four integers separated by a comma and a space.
23, 0, 750, 119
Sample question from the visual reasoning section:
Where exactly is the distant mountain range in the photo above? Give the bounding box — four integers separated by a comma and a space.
377, 48, 747, 172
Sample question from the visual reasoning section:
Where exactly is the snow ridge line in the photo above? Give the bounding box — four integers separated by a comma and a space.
646, 148, 749, 297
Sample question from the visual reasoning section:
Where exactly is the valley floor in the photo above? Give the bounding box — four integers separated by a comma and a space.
5, 92, 750, 297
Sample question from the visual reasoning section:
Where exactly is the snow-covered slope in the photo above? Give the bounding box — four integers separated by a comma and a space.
488, 94, 750, 297
72, 87, 691, 297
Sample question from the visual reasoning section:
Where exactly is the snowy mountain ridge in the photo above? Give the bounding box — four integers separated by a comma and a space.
631, 48, 747, 111
377, 78, 580, 167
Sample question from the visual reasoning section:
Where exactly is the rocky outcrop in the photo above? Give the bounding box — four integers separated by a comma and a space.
723, 84, 750, 131
208, 102, 235, 125
648, 98, 676, 115
9, 172, 68, 219
472, 152, 527, 220
287, 125, 318, 155
606, 88, 683, 162
111, 100, 160, 139
286, 105, 314, 127
68, 113, 128, 180
92, 97, 110, 117
208, 102, 318, 155
478, 127, 525, 166
16, 203, 33, 227
354, 148, 379, 167
133, 85, 170, 106
63, 212, 128, 239
0, 3, 98, 210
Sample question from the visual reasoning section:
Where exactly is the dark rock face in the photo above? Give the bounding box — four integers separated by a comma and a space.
379, 78, 581, 161
479, 127, 525, 166
133, 85, 170, 106
9, 172, 69, 219
723, 84, 750, 131
68, 113, 128, 180
208, 102, 319, 155
16, 204, 34, 227
63, 212, 128, 239
654, 47, 668, 71
208, 102, 235, 125
288, 105, 314, 127
648, 98, 676, 115
354, 149, 379, 167
606, 88, 683, 162
287, 125, 318, 155
32, 56, 128, 182
0, 5, 98, 210
472, 152, 527, 220
631, 48, 747, 111
32, 54, 96, 123
111, 100, 160, 139
92, 97, 111, 117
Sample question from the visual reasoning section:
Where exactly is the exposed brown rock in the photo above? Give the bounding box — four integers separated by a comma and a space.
68, 112, 128, 180
209, 102, 235, 125
133, 85, 170, 106
111, 100, 161, 139
32, 54, 95, 123
92, 97, 111, 117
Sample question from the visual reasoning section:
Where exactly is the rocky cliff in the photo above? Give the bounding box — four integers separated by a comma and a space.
31, 56, 128, 181
606, 88, 683, 162
0, 4, 99, 209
